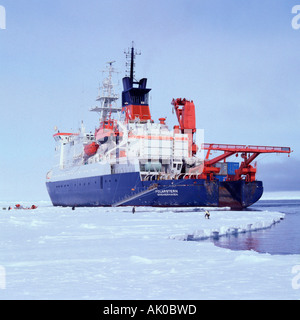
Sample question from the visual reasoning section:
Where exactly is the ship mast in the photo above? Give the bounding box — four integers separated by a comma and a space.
124, 41, 141, 83
90, 61, 120, 121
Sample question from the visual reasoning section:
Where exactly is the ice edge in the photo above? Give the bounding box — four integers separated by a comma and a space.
170, 213, 285, 241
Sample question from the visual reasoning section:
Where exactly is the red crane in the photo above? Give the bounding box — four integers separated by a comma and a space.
172, 98, 198, 156
202, 143, 292, 182
171, 98, 292, 182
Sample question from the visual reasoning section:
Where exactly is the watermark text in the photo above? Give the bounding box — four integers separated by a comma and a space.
0, 266, 6, 290
0, 5, 6, 30
292, 5, 300, 30
292, 265, 300, 290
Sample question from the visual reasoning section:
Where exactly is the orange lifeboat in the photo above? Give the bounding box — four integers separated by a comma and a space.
95, 119, 116, 142
84, 142, 99, 157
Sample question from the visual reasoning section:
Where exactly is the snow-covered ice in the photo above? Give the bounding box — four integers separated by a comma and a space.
0, 202, 299, 300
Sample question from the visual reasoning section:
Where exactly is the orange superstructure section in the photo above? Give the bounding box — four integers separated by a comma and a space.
124, 104, 151, 121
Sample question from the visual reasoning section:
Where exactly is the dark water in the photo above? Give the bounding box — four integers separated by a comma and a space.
212, 199, 300, 255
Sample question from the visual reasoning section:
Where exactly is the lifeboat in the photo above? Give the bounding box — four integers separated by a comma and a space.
84, 142, 99, 157
95, 119, 116, 142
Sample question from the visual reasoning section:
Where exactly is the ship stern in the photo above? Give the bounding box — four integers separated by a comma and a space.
219, 180, 263, 209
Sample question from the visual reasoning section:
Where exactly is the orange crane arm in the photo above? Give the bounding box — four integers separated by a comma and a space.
202, 143, 292, 182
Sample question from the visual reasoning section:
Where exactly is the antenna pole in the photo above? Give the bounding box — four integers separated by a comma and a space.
130, 44, 134, 81
124, 41, 141, 81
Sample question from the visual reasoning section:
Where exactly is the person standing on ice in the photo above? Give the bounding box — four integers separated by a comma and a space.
132, 206, 136, 214
205, 210, 210, 219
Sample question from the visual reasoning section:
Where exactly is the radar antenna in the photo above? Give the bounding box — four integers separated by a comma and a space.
89, 61, 121, 120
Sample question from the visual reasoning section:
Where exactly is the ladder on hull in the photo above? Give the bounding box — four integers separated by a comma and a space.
112, 186, 158, 207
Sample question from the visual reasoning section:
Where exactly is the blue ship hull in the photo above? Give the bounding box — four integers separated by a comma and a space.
46, 172, 263, 209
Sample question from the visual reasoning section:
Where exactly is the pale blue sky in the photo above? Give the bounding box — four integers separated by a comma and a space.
0, 0, 299, 200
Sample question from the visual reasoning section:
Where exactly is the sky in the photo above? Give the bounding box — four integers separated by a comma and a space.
0, 0, 299, 201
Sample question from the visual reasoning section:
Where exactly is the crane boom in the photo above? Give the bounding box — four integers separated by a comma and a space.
202, 143, 292, 182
